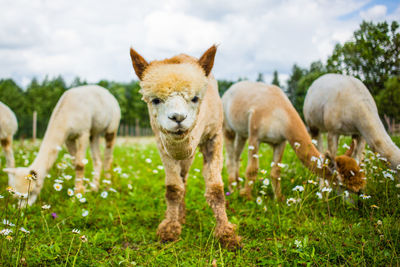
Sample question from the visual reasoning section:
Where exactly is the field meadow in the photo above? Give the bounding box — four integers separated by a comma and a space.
1, 136, 400, 266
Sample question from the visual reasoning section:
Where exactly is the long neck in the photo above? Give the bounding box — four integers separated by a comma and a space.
30, 120, 67, 180
356, 106, 400, 168
284, 110, 335, 180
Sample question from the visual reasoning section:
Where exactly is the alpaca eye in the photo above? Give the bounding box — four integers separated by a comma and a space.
152, 98, 161, 105
191, 96, 199, 103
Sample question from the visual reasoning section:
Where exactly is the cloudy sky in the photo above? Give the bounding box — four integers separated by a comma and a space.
0, 0, 399, 88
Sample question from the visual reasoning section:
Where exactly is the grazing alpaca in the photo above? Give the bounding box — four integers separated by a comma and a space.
303, 73, 400, 169
222, 81, 365, 200
0, 101, 18, 171
130, 45, 241, 249
4, 85, 121, 205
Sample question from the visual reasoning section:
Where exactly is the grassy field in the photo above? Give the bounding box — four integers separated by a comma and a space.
1, 136, 400, 266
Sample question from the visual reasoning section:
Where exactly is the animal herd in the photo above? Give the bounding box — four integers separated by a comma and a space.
0, 45, 398, 249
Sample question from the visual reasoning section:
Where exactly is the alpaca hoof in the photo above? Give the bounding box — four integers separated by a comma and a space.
215, 222, 242, 250
239, 188, 253, 200
157, 220, 182, 242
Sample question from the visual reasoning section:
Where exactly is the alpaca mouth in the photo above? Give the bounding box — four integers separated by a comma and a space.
171, 129, 188, 136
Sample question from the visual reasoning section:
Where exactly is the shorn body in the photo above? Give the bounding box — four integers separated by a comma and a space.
130, 45, 241, 249
0, 101, 18, 171
304, 73, 400, 169
223, 81, 365, 200
4, 85, 121, 205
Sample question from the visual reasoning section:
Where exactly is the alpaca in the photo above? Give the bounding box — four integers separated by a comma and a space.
3, 85, 121, 205
222, 81, 365, 200
0, 101, 18, 171
129, 45, 241, 249
303, 73, 400, 169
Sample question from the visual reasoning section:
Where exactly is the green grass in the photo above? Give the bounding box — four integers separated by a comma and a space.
1, 136, 400, 266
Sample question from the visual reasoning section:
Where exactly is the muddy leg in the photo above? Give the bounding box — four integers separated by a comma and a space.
201, 133, 241, 250
104, 131, 117, 178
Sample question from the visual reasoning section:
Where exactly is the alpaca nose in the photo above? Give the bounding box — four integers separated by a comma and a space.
168, 113, 187, 123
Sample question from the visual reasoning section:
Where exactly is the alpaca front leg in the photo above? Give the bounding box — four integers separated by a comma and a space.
89, 135, 102, 191
1, 136, 15, 168
270, 142, 286, 201
327, 132, 339, 157
241, 136, 259, 199
74, 132, 90, 193
103, 132, 117, 179
157, 156, 186, 242
201, 134, 241, 249
353, 135, 366, 162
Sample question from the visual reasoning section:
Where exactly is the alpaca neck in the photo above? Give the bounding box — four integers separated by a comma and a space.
357, 106, 400, 168
30, 122, 67, 180
160, 133, 194, 160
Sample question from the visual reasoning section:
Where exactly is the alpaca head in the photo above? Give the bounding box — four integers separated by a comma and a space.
130, 45, 217, 138
324, 151, 366, 193
3, 167, 39, 205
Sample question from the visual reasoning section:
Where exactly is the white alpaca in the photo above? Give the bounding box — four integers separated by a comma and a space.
223, 81, 365, 200
0, 101, 18, 170
303, 73, 400, 169
4, 85, 121, 205
130, 45, 241, 249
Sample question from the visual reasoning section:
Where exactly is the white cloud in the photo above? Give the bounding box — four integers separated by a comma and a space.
0, 0, 398, 87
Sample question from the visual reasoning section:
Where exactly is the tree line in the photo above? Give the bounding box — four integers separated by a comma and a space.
0, 20, 398, 138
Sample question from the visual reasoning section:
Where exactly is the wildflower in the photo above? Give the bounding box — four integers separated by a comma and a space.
294, 142, 300, 149
277, 163, 286, 168
80, 235, 88, 242
25, 174, 36, 181
3, 219, 15, 227
260, 169, 267, 175
76, 193, 82, 199
343, 190, 349, 198
286, 197, 299, 206
6, 235, 12, 241
121, 173, 129, 179
311, 139, 318, 145
15, 192, 28, 199
342, 143, 350, 149
145, 158, 152, 163
19, 227, 30, 234
152, 169, 158, 174
307, 180, 317, 185
252, 154, 259, 158
263, 206, 267, 212
316, 192, 322, 199
271, 162, 275, 167
113, 167, 122, 173
360, 194, 371, 199
396, 184, 400, 188
226, 191, 231, 196
256, 196, 262, 205
321, 187, 332, 193
64, 175, 72, 180
127, 184, 133, 190
82, 159, 89, 165
260, 190, 266, 195
6, 186, 15, 194
248, 145, 255, 150
194, 168, 200, 172
310, 156, 318, 162
82, 210, 89, 217
83, 177, 90, 182
56, 145, 62, 151
238, 177, 244, 182
72, 228, 80, 234
51, 213, 58, 219
0, 229, 13, 236
102, 179, 112, 185
54, 179, 63, 184
101, 191, 108, 198
67, 188, 74, 197
383, 171, 394, 181
79, 197, 87, 203
397, 164, 400, 170
231, 182, 237, 187
292, 185, 304, 192
56, 162, 67, 170
109, 188, 117, 193
42, 204, 51, 210
53, 183, 62, 191
263, 178, 270, 186
248, 181, 254, 185
377, 220, 382, 226
294, 239, 302, 248
0, 195, 3, 199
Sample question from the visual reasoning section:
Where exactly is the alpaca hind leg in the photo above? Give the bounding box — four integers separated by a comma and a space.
74, 132, 90, 193
353, 135, 366, 162
201, 133, 241, 250
103, 131, 117, 178
270, 141, 286, 201
241, 135, 259, 200
89, 134, 102, 191
223, 127, 237, 191
327, 132, 339, 157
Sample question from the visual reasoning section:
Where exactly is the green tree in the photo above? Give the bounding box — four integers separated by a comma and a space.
375, 76, 400, 122
271, 70, 280, 87
286, 64, 306, 104
327, 21, 400, 95
256, 73, 264, 82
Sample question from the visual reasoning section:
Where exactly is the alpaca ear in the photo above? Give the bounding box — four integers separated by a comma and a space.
3, 168, 16, 175
130, 48, 149, 80
344, 139, 357, 157
30, 170, 38, 180
198, 45, 217, 76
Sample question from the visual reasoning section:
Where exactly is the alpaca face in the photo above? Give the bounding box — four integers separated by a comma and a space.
148, 91, 203, 137
4, 167, 39, 205
335, 155, 366, 192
